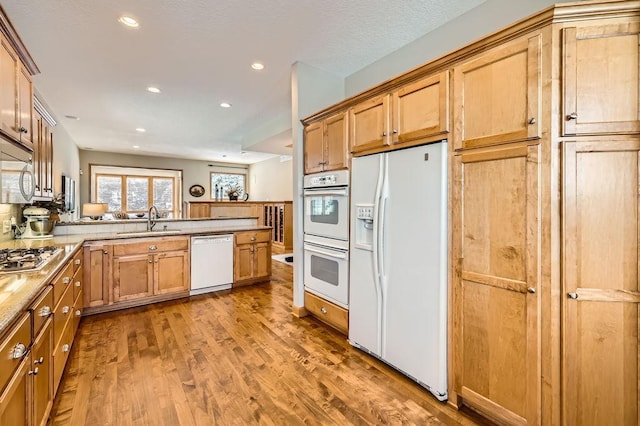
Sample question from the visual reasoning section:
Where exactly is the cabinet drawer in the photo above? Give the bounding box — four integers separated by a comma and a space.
304, 291, 348, 335
53, 283, 73, 349
72, 289, 83, 335
113, 237, 189, 256
52, 261, 73, 307
235, 230, 270, 245
72, 249, 83, 273
0, 313, 31, 394
30, 285, 53, 337
52, 319, 74, 395
72, 266, 82, 302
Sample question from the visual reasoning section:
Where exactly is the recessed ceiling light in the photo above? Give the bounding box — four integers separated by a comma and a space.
64, 115, 79, 120
132, 145, 140, 149
147, 86, 161, 93
135, 128, 146, 133
118, 16, 139, 28
220, 102, 232, 108
251, 62, 265, 70
222, 155, 227, 158
241, 151, 247, 155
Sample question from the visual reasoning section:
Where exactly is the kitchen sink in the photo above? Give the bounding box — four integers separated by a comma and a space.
116, 229, 183, 237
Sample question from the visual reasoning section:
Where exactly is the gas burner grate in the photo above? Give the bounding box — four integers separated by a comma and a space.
0, 246, 61, 273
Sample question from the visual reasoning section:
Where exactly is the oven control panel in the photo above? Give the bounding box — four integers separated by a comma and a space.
310, 175, 336, 186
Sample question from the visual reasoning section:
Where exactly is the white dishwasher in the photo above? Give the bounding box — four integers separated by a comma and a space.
190, 234, 234, 295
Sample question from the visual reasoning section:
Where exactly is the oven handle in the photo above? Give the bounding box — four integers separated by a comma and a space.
303, 188, 348, 197
304, 244, 348, 260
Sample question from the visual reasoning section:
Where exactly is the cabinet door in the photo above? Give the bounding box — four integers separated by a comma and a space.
17, 64, 33, 150
562, 141, 640, 426
0, 356, 30, 426
33, 113, 43, 197
392, 72, 449, 145
44, 127, 53, 197
234, 244, 254, 282
304, 121, 324, 174
562, 23, 640, 136
154, 251, 189, 295
452, 144, 540, 425
32, 319, 53, 426
189, 204, 210, 218
350, 94, 390, 154
83, 244, 111, 308
113, 254, 153, 302
324, 112, 348, 171
0, 35, 19, 141
254, 242, 271, 279
453, 34, 541, 149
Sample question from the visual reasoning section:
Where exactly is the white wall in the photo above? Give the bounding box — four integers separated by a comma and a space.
52, 124, 81, 220
345, 0, 572, 96
248, 156, 293, 201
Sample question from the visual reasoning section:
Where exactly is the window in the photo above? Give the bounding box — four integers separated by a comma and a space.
210, 172, 246, 200
91, 166, 182, 218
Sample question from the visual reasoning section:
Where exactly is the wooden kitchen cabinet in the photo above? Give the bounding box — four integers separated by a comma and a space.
452, 34, 541, 150
0, 354, 30, 426
234, 230, 271, 286
349, 95, 390, 154
112, 236, 190, 303
303, 112, 348, 174
562, 23, 640, 136
83, 242, 112, 309
391, 71, 449, 146
31, 319, 53, 426
32, 109, 54, 199
0, 34, 20, 143
17, 63, 33, 150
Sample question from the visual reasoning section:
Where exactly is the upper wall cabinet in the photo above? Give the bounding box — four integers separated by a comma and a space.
453, 34, 541, 150
350, 95, 390, 155
562, 22, 640, 136
391, 71, 449, 146
304, 112, 348, 174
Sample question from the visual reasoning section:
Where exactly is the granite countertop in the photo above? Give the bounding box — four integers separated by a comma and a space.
56, 216, 259, 226
0, 224, 272, 337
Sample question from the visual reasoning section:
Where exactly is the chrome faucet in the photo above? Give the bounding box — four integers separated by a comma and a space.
147, 205, 159, 231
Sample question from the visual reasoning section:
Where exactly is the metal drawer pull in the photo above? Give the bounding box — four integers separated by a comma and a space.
34, 356, 44, 365
568, 292, 578, 299
148, 259, 153, 263
62, 306, 70, 314
566, 112, 578, 120
320, 307, 327, 314
63, 277, 71, 284
62, 344, 70, 353
39, 306, 52, 317
103, 250, 108, 255
528, 118, 536, 125
28, 367, 39, 376
149, 245, 157, 250
250, 237, 256, 241
527, 287, 536, 294
12, 343, 27, 359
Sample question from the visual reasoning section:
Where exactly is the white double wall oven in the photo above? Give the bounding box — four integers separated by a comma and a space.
303, 170, 350, 308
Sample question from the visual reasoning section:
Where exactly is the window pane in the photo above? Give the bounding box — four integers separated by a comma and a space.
153, 178, 173, 211
96, 176, 122, 212
127, 177, 148, 211
210, 173, 246, 199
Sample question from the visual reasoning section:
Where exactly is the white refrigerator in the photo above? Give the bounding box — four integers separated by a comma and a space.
349, 141, 448, 400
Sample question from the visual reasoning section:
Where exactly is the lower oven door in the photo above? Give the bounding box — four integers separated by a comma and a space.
303, 241, 349, 308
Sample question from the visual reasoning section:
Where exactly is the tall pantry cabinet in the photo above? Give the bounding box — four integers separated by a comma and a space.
451, 3, 639, 426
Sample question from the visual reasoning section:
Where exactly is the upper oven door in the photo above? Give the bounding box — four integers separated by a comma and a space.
303, 186, 349, 241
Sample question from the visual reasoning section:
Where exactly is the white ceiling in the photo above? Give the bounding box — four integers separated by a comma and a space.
2, 0, 484, 164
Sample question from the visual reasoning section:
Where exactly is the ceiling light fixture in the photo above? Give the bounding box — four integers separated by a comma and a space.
220, 102, 232, 108
135, 128, 146, 133
118, 16, 139, 28
132, 145, 140, 149
251, 62, 265, 70
147, 86, 161, 93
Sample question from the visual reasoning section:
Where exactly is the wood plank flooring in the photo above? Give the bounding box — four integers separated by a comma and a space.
50, 262, 491, 425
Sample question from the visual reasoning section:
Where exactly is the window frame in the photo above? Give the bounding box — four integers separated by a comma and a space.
209, 171, 248, 200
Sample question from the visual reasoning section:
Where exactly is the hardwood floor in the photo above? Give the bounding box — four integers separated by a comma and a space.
50, 262, 490, 425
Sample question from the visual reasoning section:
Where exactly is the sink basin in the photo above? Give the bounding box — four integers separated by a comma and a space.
116, 229, 183, 237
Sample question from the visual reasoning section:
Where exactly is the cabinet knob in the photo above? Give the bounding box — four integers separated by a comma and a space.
74, 259, 81, 265
62, 306, 70, 315
148, 259, 153, 263
75, 310, 81, 317
250, 237, 256, 241
149, 245, 157, 251
34, 356, 44, 365
528, 117, 536, 125
103, 250, 108, 255
18, 126, 27, 133
63, 277, 71, 284
392, 129, 398, 134
320, 307, 328, 314
566, 112, 578, 120
75, 281, 81, 287
527, 287, 536, 294
62, 344, 70, 353
382, 131, 387, 137
567, 292, 578, 299
28, 367, 39, 376
39, 306, 52, 317
12, 343, 27, 359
